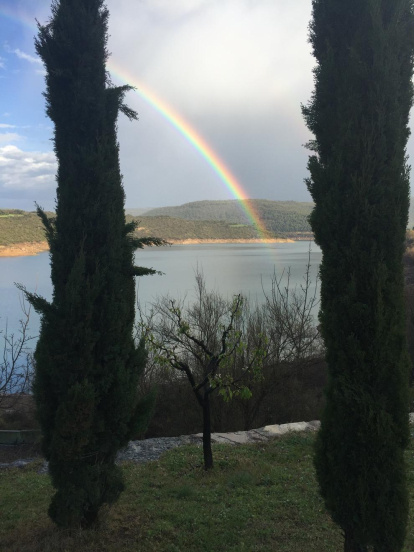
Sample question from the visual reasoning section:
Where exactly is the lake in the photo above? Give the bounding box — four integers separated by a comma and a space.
0, 241, 321, 343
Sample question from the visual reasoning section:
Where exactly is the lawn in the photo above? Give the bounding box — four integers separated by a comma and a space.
1, 433, 414, 551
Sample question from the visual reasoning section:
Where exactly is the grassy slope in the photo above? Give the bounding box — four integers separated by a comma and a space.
0, 212, 279, 246
143, 200, 314, 233
2, 433, 414, 551
2, 198, 413, 244
132, 215, 275, 240
0, 212, 50, 246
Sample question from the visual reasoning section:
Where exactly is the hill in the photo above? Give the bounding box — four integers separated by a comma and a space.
131, 215, 276, 241
0, 210, 281, 249
143, 199, 314, 234
0, 211, 51, 246
125, 208, 153, 217
2, 197, 414, 251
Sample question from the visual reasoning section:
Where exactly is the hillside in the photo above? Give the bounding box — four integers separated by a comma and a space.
0, 210, 282, 249
125, 207, 153, 217
0, 211, 51, 245
143, 199, 314, 233
130, 215, 276, 241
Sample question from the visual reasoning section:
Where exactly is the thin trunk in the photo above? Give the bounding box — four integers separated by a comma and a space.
344, 532, 367, 552
202, 394, 213, 470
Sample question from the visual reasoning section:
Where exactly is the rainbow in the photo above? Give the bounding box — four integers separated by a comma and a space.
108, 65, 269, 237
0, 6, 271, 239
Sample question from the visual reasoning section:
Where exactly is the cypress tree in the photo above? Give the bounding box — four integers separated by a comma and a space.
20, 0, 159, 528
303, 1, 414, 550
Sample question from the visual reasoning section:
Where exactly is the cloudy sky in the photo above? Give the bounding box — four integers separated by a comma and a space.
1, 0, 413, 211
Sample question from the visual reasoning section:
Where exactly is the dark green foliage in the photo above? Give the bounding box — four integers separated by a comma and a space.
303, 0, 414, 550
20, 0, 156, 528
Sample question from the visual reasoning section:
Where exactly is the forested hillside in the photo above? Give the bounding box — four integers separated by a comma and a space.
0, 211, 51, 245
143, 199, 313, 233
3, 198, 414, 246
0, 210, 279, 246
131, 216, 274, 240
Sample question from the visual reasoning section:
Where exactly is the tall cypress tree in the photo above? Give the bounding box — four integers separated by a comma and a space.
303, 1, 414, 550
20, 0, 159, 528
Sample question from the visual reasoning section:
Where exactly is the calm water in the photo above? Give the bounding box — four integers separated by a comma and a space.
0, 242, 321, 343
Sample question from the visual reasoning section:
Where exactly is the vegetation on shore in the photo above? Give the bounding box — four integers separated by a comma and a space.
133, 215, 278, 240
0, 211, 53, 246
4, 201, 414, 248
143, 199, 314, 233
0, 210, 282, 247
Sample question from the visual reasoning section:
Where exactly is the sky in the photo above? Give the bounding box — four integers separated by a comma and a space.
1, 0, 412, 212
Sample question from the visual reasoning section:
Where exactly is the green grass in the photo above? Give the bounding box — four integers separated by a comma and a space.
2, 433, 414, 551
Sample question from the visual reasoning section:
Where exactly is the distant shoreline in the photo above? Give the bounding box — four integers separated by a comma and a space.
167, 238, 295, 245
0, 241, 49, 257
0, 237, 312, 258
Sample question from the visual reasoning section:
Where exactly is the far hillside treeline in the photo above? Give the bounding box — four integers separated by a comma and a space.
140, 199, 314, 234
0, 210, 276, 246
0, 211, 54, 246
137, 198, 414, 231
3, 197, 414, 247
132, 215, 277, 240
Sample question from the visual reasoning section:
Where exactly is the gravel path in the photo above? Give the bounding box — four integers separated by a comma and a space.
4, 415, 413, 474
0, 421, 321, 473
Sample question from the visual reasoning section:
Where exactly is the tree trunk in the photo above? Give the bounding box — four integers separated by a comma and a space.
202, 394, 213, 470
344, 532, 367, 552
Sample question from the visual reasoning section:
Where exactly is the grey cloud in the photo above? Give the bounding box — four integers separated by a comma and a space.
6, 0, 413, 209
106, 0, 315, 206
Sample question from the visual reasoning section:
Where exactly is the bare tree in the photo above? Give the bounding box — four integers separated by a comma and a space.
142, 272, 265, 470
263, 251, 321, 364
137, 257, 323, 460
232, 256, 322, 430
0, 294, 35, 411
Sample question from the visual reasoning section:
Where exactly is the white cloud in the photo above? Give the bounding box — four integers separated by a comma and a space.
142, 0, 209, 17
35, 69, 47, 76
0, 56, 5, 69
0, 146, 56, 191
4, 43, 42, 65
0, 133, 23, 144
108, 0, 314, 114
0, 124, 16, 129
3, 113, 11, 117
103, 0, 315, 205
